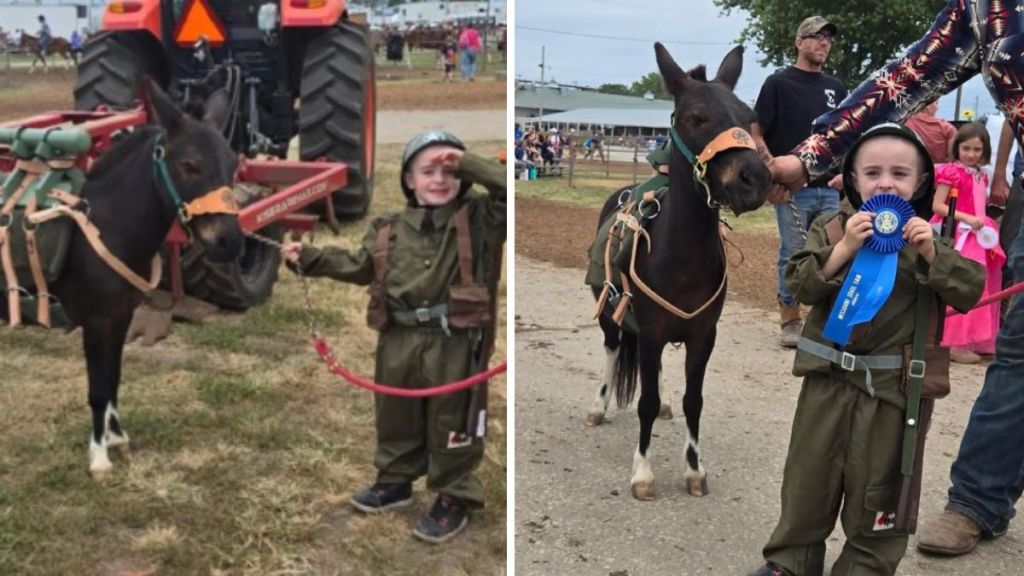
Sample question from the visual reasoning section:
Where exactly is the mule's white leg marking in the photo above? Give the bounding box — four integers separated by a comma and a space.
104, 403, 130, 447
682, 426, 706, 481
589, 346, 617, 415
657, 369, 666, 405
630, 446, 654, 486
89, 435, 112, 476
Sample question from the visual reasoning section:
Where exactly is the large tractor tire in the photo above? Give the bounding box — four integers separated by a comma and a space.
299, 21, 377, 219
75, 33, 280, 312
73, 32, 148, 110
177, 226, 283, 311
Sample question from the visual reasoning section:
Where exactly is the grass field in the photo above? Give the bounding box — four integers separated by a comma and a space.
0, 140, 508, 575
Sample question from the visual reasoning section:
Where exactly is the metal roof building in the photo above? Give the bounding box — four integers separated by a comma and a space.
515, 84, 674, 136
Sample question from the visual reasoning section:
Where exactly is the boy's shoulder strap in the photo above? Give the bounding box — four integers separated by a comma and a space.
454, 204, 474, 285
371, 219, 394, 284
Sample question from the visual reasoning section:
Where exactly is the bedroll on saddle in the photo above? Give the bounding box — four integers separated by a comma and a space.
0, 128, 91, 328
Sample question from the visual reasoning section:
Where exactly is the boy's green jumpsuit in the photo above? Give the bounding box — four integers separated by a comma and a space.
762, 142, 984, 573
295, 152, 505, 508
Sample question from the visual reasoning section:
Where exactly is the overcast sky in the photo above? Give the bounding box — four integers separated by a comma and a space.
514, 0, 996, 122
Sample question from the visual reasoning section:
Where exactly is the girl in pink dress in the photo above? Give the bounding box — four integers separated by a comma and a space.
930, 122, 1005, 363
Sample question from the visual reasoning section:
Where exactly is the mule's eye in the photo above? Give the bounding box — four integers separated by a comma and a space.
180, 159, 201, 176
688, 113, 709, 126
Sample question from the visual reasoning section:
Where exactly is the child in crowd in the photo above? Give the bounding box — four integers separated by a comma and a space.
748, 124, 984, 576
281, 131, 506, 544
930, 122, 1006, 364
440, 35, 456, 83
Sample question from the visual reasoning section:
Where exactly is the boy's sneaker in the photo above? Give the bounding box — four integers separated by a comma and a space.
412, 494, 470, 544
746, 563, 792, 576
350, 482, 413, 513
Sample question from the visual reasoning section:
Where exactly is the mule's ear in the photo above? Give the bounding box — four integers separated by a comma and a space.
141, 77, 185, 137
713, 45, 744, 91
654, 42, 688, 96
202, 88, 231, 133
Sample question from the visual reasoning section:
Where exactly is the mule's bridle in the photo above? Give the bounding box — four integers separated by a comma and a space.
668, 116, 756, 209
152, 133, 239, 225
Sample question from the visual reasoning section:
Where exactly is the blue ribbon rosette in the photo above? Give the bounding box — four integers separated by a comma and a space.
822, 193, 916, 346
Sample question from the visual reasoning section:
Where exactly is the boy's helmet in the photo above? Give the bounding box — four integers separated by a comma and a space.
400, 130, 471, 205
841, 122, 935, 219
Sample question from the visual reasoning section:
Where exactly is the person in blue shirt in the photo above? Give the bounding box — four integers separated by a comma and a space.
70, 29, 83, 66
37, 15, 51, 55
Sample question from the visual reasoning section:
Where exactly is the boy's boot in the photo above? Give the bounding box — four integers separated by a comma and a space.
745, 563, 792, 576
917, 509, 983, 555
412, 494, 470, 544
779, 300, 802, 348
350, 481, 414, 513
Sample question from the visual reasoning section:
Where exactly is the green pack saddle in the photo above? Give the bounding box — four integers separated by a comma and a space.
0, 126, 91, 328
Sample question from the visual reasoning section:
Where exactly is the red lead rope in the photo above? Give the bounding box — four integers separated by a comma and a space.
313, 336, 507, 397
947, 279, 1024, 316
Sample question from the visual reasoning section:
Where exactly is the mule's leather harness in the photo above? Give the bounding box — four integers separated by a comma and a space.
595, 124, 755, 324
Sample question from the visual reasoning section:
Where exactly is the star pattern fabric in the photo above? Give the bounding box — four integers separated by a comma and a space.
795, 0, 1024, 180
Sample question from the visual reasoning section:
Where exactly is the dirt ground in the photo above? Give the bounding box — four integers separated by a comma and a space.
514, 201, 1024, 575
516, 196, 782, 311
0, 69, 505, 123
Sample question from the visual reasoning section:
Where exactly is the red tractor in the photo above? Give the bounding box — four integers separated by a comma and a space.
73, 0, 375, 309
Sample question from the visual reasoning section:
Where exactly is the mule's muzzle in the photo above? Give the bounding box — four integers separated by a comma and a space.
193, 215, 243, 263
719, 152, 771, 215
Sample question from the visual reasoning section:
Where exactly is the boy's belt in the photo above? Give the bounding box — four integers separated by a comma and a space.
391, 303, 451, 336
797, 337, 903, 397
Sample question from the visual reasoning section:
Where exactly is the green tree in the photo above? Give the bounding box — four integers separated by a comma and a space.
629, 72, 669, 99
713, 0, 948, 89
598, 83, 632, 95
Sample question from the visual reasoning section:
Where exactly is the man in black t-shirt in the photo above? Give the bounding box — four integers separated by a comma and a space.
752, 15, 847, 348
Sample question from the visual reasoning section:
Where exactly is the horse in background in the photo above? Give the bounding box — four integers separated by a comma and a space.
19, 33, 73, 73
404, 25, 451, 52
1, 79, 245, 478
587, 44, 770, 500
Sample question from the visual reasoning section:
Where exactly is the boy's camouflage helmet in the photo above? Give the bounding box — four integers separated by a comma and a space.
401, 130, 471, 204
841, 122, 936, 219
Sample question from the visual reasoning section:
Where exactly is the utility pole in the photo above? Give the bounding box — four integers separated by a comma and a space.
481, 0, 489, 70
538, 46, 545, 127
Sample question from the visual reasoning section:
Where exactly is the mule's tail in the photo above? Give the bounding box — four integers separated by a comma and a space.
614, 331, 639, 408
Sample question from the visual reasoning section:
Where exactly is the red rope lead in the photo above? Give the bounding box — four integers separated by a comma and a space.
313, 337, 507, 397
948, 279, 1024, 316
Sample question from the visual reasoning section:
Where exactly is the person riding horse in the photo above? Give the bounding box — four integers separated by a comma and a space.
37, 15, 51, 56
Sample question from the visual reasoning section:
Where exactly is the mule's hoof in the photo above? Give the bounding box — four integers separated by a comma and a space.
585, 413, 605, 427
631, 481, 656, 501
89, 466, 113, 481
687, 476, 709, 497
115, 443, 132, 462
658, 404, 673, 420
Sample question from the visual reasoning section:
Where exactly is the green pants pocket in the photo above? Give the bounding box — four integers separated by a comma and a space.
863, 484, 900, 536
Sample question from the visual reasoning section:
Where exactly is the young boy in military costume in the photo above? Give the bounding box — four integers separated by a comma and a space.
748, 124, 984, 576
281, 131, 505, 543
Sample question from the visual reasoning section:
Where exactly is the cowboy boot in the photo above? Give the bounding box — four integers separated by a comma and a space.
778, 300, 802, 348
917, 509, 983, 556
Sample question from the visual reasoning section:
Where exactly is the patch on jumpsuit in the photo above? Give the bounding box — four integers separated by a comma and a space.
447, 431, 472, 449
874, 510, 896, 531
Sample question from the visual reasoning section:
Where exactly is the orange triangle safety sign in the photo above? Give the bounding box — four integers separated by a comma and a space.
174, 0, 227, 47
